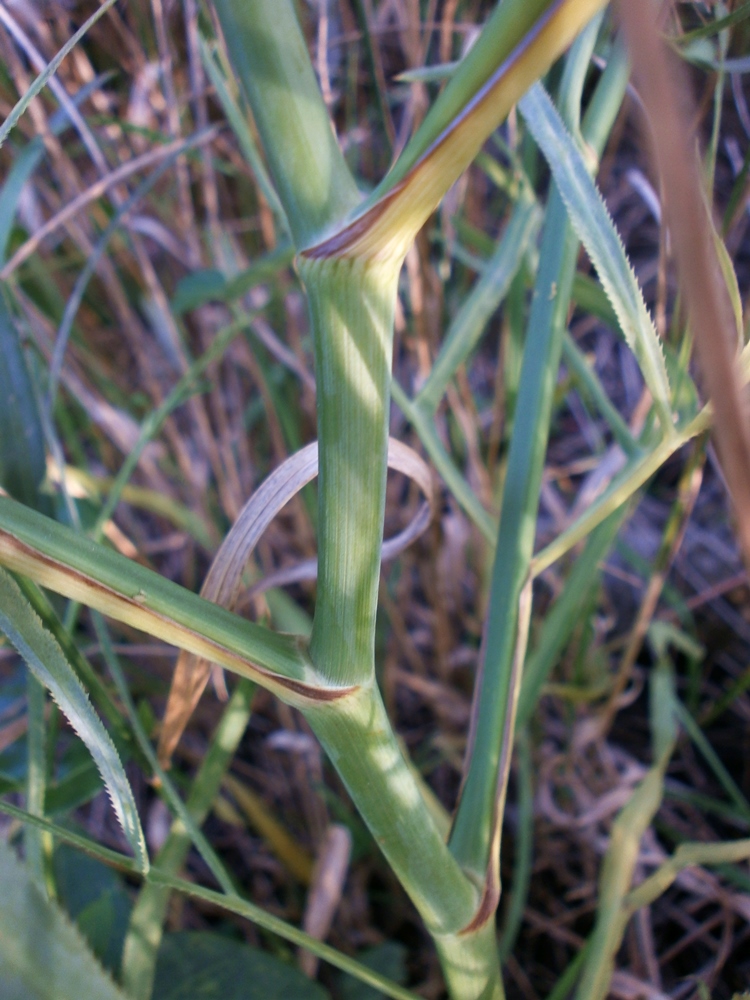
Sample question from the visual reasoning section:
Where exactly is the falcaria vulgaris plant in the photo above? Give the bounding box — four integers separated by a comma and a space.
2, 1, 750, 998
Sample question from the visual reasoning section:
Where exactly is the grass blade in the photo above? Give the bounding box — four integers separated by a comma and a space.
392, 381, 496, 541
450, 29, 630, 883
0, 496, 318, 699
0, 568, 149, 872
0, 802, 421, 1000
416, 192, 540, 413
624, 837, 750, 914
0, 74, 113, 263
573, 665, 678, 1000
517, 509, 627, 728
0, 290, 49, 511
0, 0, 120, 149
519, 82, 674, 431
145, 869, 423, 1000
199, 35, 288, 232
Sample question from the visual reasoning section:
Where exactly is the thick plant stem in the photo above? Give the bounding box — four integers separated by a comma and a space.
299, 254, 399, 688
211, 0, 360, 246
306, 685, 478, 931
298, 253, 505, 996
306, 684, 503, 999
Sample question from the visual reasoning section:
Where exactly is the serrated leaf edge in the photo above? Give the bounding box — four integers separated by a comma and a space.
0, 568, 148, 872
519, 82, 674, 429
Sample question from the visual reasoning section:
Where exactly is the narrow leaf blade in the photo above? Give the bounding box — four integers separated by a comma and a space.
0, 290, 48, 510
0, 568, 148, 872
519, 82, 673, 427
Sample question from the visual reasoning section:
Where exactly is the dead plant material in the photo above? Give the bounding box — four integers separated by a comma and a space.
617, 0, 750, 572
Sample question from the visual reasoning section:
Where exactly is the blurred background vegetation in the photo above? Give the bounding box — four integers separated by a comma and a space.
1, 1, 750, 997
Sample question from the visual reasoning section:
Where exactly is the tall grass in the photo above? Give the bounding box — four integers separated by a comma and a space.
0, 1, 749, 998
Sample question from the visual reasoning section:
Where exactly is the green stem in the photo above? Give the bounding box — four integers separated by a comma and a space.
306, 684, 503, 999
297, 250, 506, 995
450, 35, 630, 878
211, 0, 360, 247
299, 254, 399, 687
450, 188, 578, 878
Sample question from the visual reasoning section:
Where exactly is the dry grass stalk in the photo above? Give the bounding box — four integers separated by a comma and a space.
617, 0, 750, 571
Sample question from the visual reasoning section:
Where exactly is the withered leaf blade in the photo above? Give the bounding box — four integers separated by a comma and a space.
158, 439, 433, 766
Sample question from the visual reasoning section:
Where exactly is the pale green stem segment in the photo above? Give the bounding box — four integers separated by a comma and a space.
306, 684, 503, 999
210, 0, 360, 247
298, 255, 399, 686
307, 685, 478, 931
449, 31, 630, 882
296, 252, 505, 996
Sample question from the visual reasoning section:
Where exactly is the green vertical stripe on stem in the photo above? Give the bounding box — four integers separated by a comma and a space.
449, 31, 630, 879
299, 255, 400, 687
211, 0, 361, 248
449, 189, 578, 877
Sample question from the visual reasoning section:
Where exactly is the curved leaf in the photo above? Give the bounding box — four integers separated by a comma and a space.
0, 568, 148, 872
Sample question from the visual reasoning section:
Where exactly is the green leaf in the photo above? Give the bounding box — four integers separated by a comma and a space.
674, 2, 750, 44
53, 844, 132, 975
0, 568, 148, 872
0, 290, 48, 510
0, 838, 129, 1000
152, 932, 331, 999
0, 0, 120, 150
519, 83, 674, 430
0, 74, 113, 263
170, 269, 226, 313
339, 943, 408, 1000
171, 245, 294, 314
